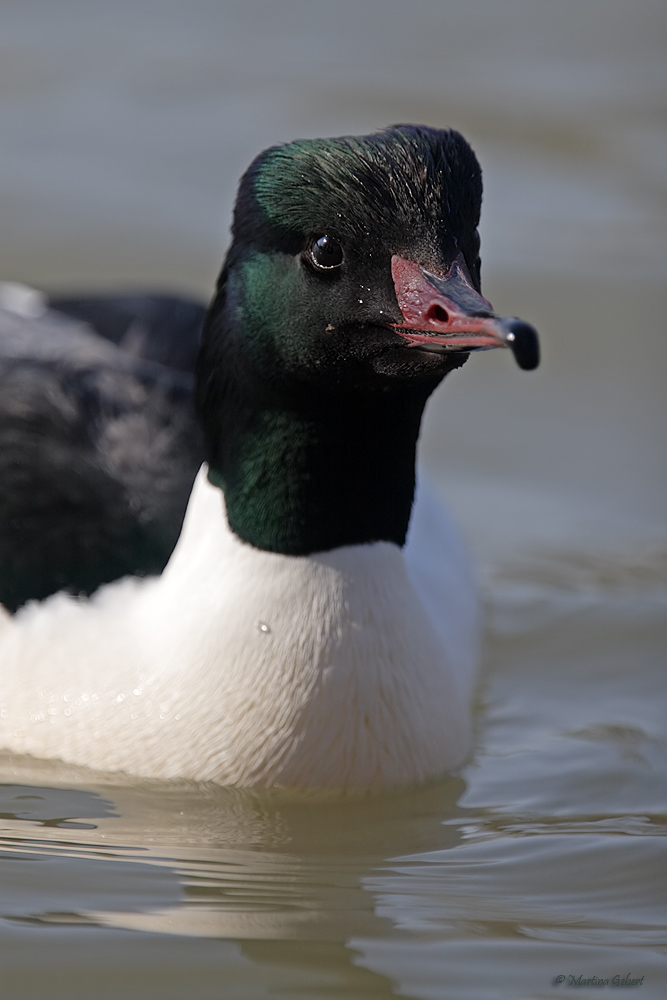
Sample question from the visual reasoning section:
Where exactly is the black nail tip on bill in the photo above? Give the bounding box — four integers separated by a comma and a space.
500, 318, 540, 371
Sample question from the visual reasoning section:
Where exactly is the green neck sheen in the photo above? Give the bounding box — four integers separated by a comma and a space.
207, 385, 432, 554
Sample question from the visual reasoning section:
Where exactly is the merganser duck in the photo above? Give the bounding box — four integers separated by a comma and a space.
0, 125, 539, 788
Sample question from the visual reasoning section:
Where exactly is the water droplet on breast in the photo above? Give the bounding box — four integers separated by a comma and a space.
255, 621, 271, 634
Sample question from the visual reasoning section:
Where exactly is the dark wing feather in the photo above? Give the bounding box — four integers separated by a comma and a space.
0, 305, 203, 611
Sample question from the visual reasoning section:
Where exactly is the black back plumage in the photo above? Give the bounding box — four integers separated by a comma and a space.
0, 301, 203, 611
49, 294, 206, 373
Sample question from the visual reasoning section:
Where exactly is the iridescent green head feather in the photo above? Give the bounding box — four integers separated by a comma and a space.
197, 125, 486, 554
231, 125, 482, 255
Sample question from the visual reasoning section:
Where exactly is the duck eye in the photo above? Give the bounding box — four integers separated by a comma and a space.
309, 235, 344, 270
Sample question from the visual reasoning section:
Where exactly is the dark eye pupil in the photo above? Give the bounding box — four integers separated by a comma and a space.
311, 235, 343, 269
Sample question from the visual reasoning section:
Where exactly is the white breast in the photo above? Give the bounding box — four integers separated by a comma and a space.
0, 466, 479, 788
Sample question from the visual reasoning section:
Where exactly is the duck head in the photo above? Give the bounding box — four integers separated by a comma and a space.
197, 126, 539, 554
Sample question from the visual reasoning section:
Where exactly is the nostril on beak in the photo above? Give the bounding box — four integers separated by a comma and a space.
427, 303, 449, 324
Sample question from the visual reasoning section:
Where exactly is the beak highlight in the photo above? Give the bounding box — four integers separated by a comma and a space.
391, 254, 540, 371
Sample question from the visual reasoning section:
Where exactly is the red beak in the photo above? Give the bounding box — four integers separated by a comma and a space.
391, 254, 539, 370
